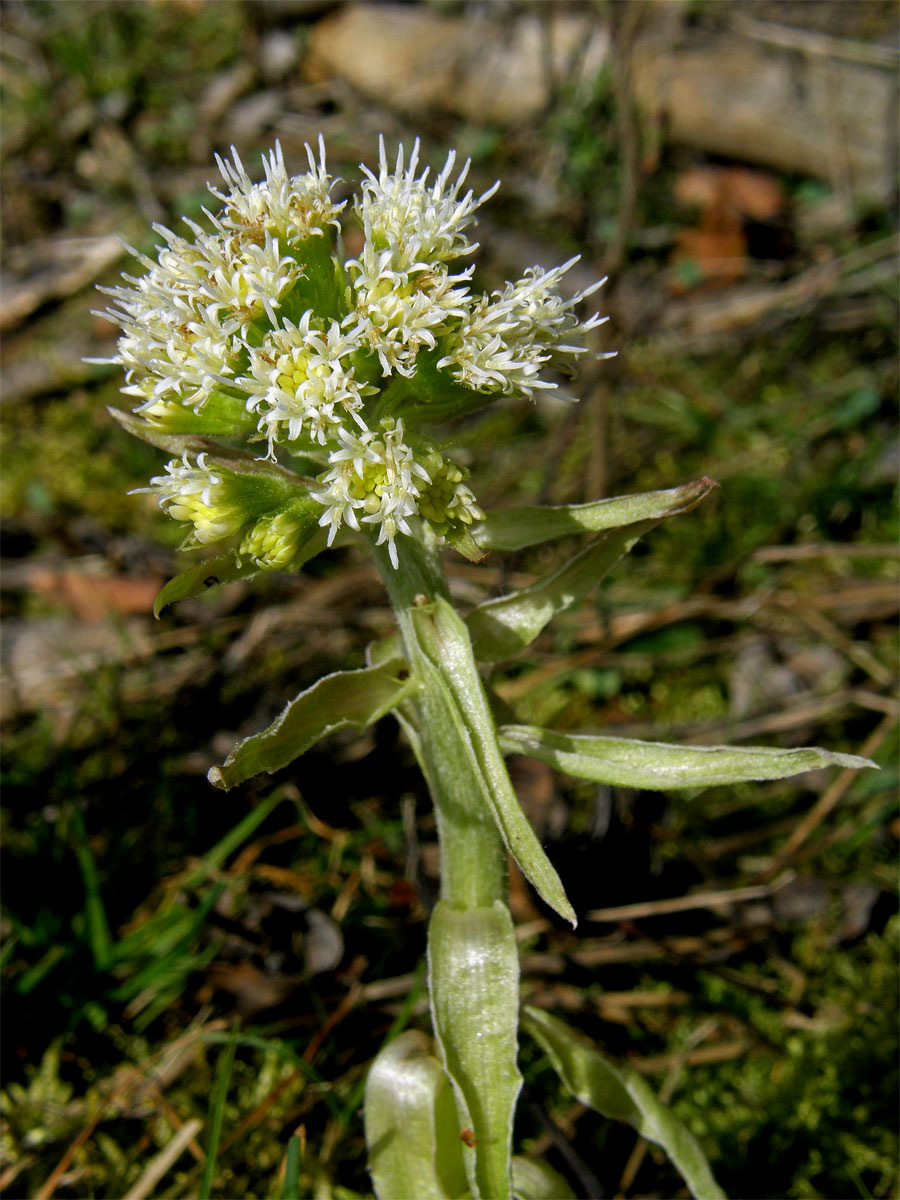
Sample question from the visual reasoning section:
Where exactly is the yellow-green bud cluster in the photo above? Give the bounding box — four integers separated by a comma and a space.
417, 455, 484, 537
166, 491, 245, 546
136, 452, 301, 552
240, 507, 313, 571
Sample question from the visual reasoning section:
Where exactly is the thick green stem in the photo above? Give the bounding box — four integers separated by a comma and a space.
373, 538, 508, 910
373, 536, 521, 1199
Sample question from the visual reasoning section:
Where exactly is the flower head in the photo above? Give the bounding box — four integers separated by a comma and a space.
356, 136, 498, 269
311, 419, 431, 568
106, 137, 610, 569
240, 314, 374, 450
211, 138, 345, 243
136, 453, 246, 546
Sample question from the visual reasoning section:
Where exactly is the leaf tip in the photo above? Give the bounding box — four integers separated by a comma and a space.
681, 476, 719, 511
207, 766, 227, 789
555, 897, 578, 930
839, 752, 880, 771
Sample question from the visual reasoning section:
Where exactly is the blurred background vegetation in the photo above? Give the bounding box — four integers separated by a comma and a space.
1, 1, 897, 1196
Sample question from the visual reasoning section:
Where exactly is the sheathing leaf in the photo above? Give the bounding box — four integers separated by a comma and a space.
467, 522, 655, 662
154, 549, 267, 616
411, 598, 575, 926
109, 401, 258, 449
364, 1030, 470, 1200
474, 478, 718, 552
153, 528, 328, 616
429, 902, 522, 1200
522, 1007, 726, 1200
511, 1156, 576, 1200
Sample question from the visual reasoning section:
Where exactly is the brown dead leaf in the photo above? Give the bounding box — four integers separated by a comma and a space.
675, 166, 783, 222
721, 167, 784, 222
30, 568, 163, 621
671, 165, 783, 292
673, 227, 747, 290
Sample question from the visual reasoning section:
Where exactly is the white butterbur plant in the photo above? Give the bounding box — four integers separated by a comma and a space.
105, 138, 875, 1200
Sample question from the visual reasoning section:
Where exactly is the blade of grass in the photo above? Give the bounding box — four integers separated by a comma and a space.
280, 1134, 302, 1200
15, 944, 67, 994
181, 789, 289, 889
199, 1034, 237, 1200
109, 883, 226, 1001
69, 806, 113, 971
201, 1031, 341, 1119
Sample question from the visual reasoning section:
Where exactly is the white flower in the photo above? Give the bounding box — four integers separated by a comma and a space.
238, 314, 373, 449
103, 136, 615, 570
198, 230, 299, 329
113, 303, 238, 409
135, 453, 245, 545
497, 258, 608, 350
311, 420, 431, 568
439, 259, 608, 399
357, 136, 499, 271
211, 138, 344, 246
436, 292, 553, 399
346, 241, 472, 377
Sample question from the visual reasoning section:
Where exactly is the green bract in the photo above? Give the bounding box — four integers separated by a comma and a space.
107, 138, 876, 1200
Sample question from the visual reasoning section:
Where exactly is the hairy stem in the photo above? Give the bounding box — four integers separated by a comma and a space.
373, 538, 508, 909
373, 537, 521, 1199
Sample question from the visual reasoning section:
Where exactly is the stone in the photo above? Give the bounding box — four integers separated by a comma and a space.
306, 3, 610, 125
631, 32, 896, 203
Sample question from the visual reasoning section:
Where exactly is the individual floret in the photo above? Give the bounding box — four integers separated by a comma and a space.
356, 136, 498, 270
238, 314, 375, 450
211, 139, 344, 247
311, 420, 431, 568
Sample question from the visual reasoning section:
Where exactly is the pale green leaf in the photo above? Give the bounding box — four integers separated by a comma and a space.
474, 478, 718, 552
364, 1030, 470, 1200
429, 901, 522, 1200
209, 659, 416, 789
412, 599, 576, 926
511, 1156, 576, 1200
153, 550, 265, 617
467, 523, 653, 662
111, 406, 225, 455
499, 726, 877, 789
522, 1007, 726, 1200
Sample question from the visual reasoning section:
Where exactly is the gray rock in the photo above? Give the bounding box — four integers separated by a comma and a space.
306, 3, 610, 125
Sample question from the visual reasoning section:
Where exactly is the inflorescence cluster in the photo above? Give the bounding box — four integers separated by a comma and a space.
102, 138, 606, 569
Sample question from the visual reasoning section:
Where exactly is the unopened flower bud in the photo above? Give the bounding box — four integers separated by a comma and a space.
239, 500, 322, 571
